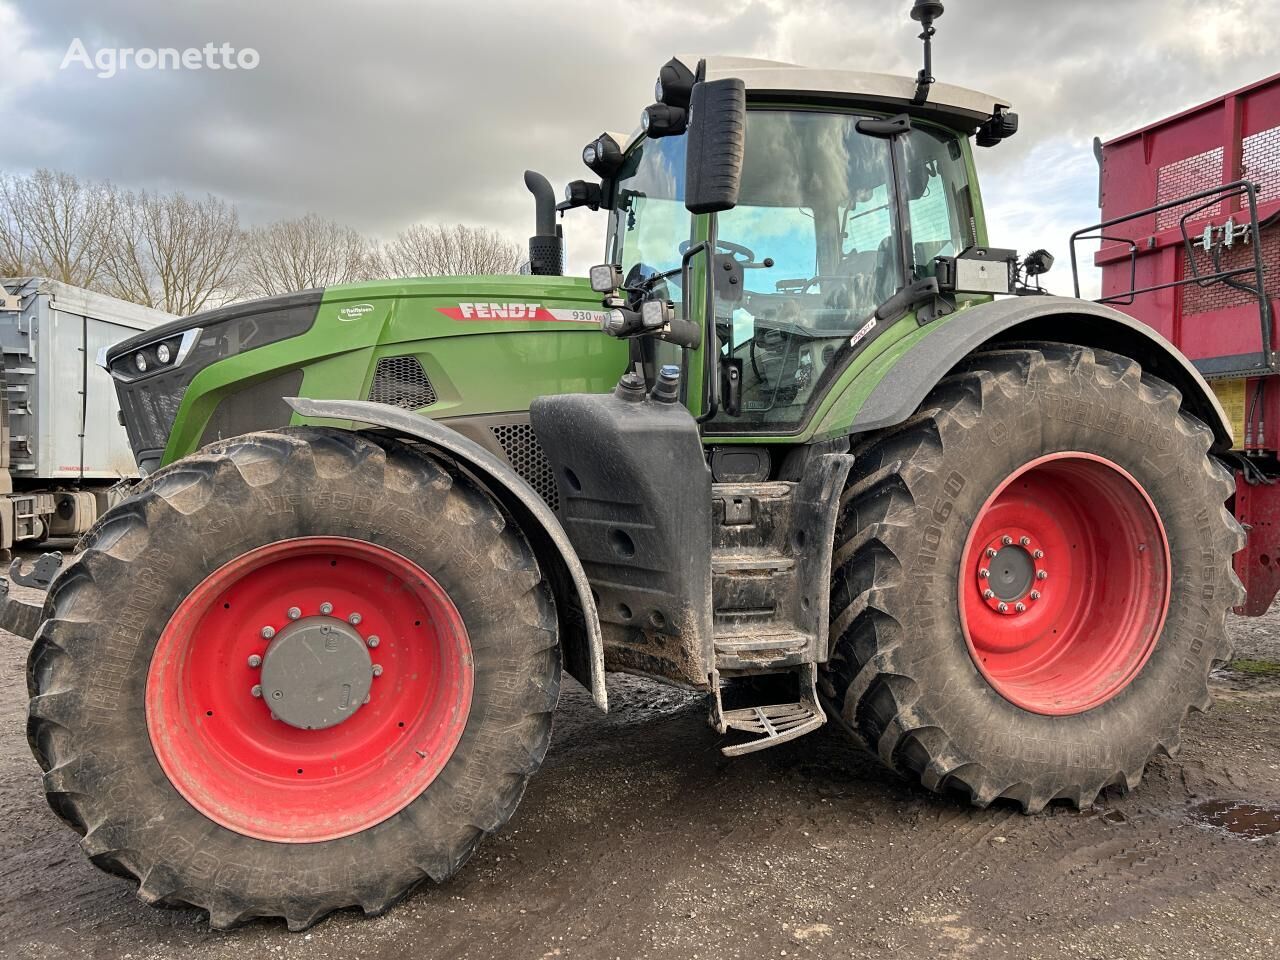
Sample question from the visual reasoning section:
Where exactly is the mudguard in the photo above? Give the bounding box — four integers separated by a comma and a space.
846, 296, 1234, 450
286, 397, 607, 711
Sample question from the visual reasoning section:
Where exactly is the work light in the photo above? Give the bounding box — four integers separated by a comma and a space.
582, 133, 623, 177
589, 263, 623, 293
642, 103, 687, 138
655, 58, 696, 109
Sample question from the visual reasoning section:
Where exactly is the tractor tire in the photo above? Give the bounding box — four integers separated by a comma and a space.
822, 343, 1244, 812
26, 427, 561, 929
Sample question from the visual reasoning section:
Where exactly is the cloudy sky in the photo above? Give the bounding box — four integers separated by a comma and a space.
2, 0, 1275, 293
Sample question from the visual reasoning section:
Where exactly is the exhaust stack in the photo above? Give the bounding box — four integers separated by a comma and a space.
523, 170, 564, 276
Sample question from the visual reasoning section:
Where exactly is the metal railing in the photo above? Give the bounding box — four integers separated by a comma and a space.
1069, 180, 1274, 369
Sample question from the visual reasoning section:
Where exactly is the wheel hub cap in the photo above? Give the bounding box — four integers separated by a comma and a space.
258, 616, 373, 730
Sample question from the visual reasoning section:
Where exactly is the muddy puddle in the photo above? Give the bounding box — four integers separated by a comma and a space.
1190, 799, 1280, 840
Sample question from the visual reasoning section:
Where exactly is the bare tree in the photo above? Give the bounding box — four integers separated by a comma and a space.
100, 189, 241, 315
0, 169, 114, 285
0, 175, 36, 277
239, 214, 379, 297
380, 223, 523, 278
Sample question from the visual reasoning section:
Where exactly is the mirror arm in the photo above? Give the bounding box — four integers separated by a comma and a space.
694, 215, 721, 424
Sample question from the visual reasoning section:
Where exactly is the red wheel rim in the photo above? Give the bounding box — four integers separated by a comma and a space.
146, 536, 472, 842
958, 453, 1170, 715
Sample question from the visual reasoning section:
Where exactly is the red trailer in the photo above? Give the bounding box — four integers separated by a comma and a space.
1073, 71, 1280, 615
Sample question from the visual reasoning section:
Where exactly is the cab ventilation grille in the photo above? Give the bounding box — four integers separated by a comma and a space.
491, 422, 559, 511
367, 356, 437, 409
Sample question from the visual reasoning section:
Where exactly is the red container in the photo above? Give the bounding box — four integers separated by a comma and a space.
1089, 72, 1280, 614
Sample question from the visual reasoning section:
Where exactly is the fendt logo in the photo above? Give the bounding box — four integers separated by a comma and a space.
436, 302, 603, 323
444, 302, 549, 320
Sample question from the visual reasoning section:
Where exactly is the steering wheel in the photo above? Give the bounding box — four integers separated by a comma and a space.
678, 238, 760, 266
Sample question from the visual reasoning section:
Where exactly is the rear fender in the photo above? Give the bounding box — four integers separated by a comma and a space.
286, 397, 606, 711
845, 297, 1234, 451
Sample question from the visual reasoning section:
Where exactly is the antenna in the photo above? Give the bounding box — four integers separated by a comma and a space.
910, 1, 945, 106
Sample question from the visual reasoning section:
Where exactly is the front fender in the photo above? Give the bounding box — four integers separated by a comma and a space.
286, 397, 607, 711
843, 296, 1234, 451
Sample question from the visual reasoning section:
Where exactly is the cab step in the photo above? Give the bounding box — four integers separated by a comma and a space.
713, 630, 811, 670
709, 664, 826, 756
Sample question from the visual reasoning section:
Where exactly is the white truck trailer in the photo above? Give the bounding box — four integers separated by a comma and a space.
0, 278, 171, 551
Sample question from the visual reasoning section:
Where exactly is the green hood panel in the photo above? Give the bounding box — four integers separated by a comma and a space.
159, 274, 629, 464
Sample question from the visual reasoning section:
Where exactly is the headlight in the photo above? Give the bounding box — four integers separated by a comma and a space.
107, 328, 202, 383
582, 143, 598, 166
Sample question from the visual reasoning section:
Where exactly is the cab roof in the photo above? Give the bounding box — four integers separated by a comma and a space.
692, 55, 1010, 131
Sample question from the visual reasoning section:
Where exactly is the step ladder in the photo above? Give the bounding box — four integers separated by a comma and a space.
708, 663, 826, 756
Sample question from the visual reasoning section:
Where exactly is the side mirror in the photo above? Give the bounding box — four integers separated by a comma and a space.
684, 78, 746, 215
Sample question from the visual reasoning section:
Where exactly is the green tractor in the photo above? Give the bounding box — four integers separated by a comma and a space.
15, 4, 1243, 931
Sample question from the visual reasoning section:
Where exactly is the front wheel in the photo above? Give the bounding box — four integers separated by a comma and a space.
823, 343, 1244, 811
27, 428, 561, 929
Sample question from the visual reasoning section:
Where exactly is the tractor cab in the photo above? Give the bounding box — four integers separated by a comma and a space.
559, 52, 1018, 439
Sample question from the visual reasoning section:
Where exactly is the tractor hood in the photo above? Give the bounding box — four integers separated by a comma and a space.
103, 274, 625, 475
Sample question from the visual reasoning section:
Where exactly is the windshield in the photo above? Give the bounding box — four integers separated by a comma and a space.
609, 135, 689, 297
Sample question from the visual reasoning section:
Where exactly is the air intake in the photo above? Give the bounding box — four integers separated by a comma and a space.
491, 421, 559, 511
367, 356, 437, 409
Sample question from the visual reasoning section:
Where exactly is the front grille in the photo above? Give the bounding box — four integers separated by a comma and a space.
491, 422, 559, 511
368, 356, 437, 409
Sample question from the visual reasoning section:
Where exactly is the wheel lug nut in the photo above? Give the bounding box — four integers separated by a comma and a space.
997, 601, 1008, 613
1033, 549, 1044, 559
349, 612, 362, 626
287, 606, 301, 620
979, 568, 990, 579
1037, 570, 1048, 580
1015, 602, 1026, 613
986, 547, 998, 558
1030, 590, 1041, 600
983, 589, 995, 599
367, 635, 380, 648
261, 626, 275, 640
1020, 536, 1031, 546
271, 689, 283, 701
247, 654, 262, 668
1001, 535, 1013, 546
251, 684, 262, 698
320, 601, 333, 615
372, 664, 383, 677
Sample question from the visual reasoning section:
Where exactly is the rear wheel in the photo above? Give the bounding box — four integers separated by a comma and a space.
27, 427, 560, 928
823, 344, 1244, 811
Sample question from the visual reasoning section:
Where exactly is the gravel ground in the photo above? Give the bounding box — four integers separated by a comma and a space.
1, 570, 1277, 960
